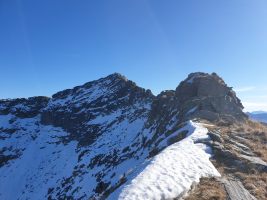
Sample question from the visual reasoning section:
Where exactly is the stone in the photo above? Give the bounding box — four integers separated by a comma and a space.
208, 131, 224, 143
222, 178, 257, 200
240, 155, 267, 172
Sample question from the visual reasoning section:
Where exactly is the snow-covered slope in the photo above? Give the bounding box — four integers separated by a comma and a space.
0, 115, 78, 200
0, 72, 244, 199
109, 122, 220, 200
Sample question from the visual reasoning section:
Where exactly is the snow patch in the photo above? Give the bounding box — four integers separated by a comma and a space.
109, 121, 220, 200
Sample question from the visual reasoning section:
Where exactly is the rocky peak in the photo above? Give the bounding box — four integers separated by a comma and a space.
52, 73, 152, 101
175, 72, 247, 122
176, 72, 229, 101
41, 73, 154, 146
105, 72, 129, 82
52, 73, 127, 99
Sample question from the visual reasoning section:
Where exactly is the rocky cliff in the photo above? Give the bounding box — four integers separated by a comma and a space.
175, 72, 246, 122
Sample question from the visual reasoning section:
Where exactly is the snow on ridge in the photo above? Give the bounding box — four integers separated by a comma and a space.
109, 121, 220, 200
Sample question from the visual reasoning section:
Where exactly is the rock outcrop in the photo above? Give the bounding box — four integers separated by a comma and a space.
175, 72, 247, 122
222, 178, 257, 200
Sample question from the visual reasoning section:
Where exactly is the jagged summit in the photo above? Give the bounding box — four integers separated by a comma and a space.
176, 72, 229, 98
106, 72, 129, 81
175, 72, 246, 122
52, 73, 129, 98
182, 72, 226, 86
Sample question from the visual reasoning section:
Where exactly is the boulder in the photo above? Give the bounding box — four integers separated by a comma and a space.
208, 131, 224, 143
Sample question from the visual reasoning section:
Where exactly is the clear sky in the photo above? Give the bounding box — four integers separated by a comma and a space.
0, 0, 267, 111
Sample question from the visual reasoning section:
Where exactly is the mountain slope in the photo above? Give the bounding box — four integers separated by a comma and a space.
0, 72, 251, 199
109, 122, 220, 200
1, 73, 155, 199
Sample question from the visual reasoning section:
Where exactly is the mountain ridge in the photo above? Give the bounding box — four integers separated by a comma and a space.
0, 72, 256, 200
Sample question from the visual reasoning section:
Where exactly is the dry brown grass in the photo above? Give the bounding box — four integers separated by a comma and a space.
233, 121, 267, 162
216, 120, 267, 162
211, 119, 267, 199
193, 119, 267, 199
234, 171, 267, 199
184, 178, 226, 200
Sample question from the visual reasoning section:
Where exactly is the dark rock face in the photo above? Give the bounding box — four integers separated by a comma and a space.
0, 96, 50, 118
175, 72, 247, 122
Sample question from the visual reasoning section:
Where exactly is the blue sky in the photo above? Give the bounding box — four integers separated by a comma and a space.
0, 0, 267, 111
